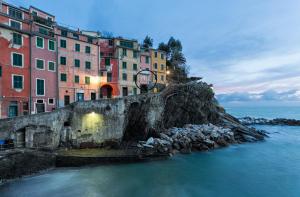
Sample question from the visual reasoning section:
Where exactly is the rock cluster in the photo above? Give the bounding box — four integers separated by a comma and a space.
138, 124, 237, 155
239, 117, 300, 126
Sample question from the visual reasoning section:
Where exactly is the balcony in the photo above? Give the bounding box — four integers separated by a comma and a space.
33, 15, 53, 27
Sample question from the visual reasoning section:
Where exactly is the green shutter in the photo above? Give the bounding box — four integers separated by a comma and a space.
60, 39, 66, 48
13, 75, 23, 89
133, 64, 137, 70
133, 74, 137, 82
13, 53, 22, 67
133, 87, 137, 95
122, 73, 127, 81
85, 76, 90, 84
74, 75, 79, 83
36, 37, 44, 48
49, 40, 55, 51
75, 59, 80, 67
13, 33, 22, 45
61, 73, 67, 81
85, 61, 91, 69
36, 59, 44, 69
75, 44, 80, 52
122, 62, 127, 69
60, 56, 66, 65
0, 66, 2, 77
105, 58, 110, 66
48, 62, 55, 71
85, 46, 91, 54
36, 79, 45, 95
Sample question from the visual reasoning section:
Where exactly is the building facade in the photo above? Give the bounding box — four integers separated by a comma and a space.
99, 38, 119, 98
0, 2, 31, 118
139, 48, 151, 93
115, 38, 140, 96
56, 26, 100, 107
29, 6, 57, 114
151, 49, 167, 92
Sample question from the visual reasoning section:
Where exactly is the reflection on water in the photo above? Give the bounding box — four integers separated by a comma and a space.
1, 125, 300, 197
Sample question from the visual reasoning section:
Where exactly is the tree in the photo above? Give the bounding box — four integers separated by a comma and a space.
142, 36, 153, 48
158, 37, 189, 83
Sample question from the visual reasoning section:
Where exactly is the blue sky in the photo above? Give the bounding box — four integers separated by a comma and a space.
8, 0, 300, 104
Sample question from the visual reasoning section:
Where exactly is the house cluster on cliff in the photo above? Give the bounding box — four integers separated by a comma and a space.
0, 1, 168, 119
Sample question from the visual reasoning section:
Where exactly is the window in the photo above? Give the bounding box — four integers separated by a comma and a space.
133, 87, 137, 95
85, 61, 91, 69
120, 41, 133, 48
60, 56, 66, 65
36, 79, 45, 96
122, 62, 127, 69
61, 30, 68, 37
48, 98, 55, 105
0, 66, 2, 77
146, 56, 150, 64
13, 75, 23, 89
48, 61, 55, 71
85, 46, 91, 54
133, 63, 137, 71
107, 72, 112, 82
133, 74, 137, 82
47, 17, 53, 22
161, 75, 165, 81
161, 53, 165, 59
75, 43, 80, 52
122, 73, 127, 81
155, 52, 158, 58
105, 58, 110, 66
85, 76, 90, 84
161, 64, 164, 70
60, 39, 66, 48
60, 73, 67, 82
9, 7, 22, 20
36, 37, 44, 48
39, 27, 49, 36
100, 52, 104, 57
154, 63, 158, 69
32, 11, 37, 16
74, 59, 80, 67
88, 37, 93, 43
9, 20, 21, 30
48, 40, 55, 51
109, 39, 113, 46
122, 48, 127, 56
13, 33, 22, 45
12, 53, 23, 67
36, 59, 44, 70
73, 33, 79, 39
109, 53, 113, 57
76, 93, 84, 101
74, 75, 79, 83
133, 51, 138, 58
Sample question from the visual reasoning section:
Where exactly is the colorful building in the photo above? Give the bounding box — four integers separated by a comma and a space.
55, 26, 100, 107
29, 6, 57, 114
151, 49, 167, 92
139, 47, 151, 93
115, 38, 140, 96
99, 38, 119, 98
0, 2, 31, 118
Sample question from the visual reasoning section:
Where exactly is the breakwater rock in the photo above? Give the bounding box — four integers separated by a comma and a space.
138, 123, 266, 155
239, 117, 300, 126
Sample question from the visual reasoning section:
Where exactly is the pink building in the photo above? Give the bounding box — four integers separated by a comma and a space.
29, 6, 57, 114
56, 26, 100, 107
139, 48, 151, 93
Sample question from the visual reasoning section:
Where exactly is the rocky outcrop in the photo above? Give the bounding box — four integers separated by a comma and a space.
239, 117, 300, 126
137, 123, 266, 155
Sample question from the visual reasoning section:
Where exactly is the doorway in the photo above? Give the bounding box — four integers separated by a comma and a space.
35, 100, 45, 113
64, 95, 70, 106
8, 101, 18, 117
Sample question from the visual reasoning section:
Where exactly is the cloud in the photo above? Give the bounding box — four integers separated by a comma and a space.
217, 89, 300, 103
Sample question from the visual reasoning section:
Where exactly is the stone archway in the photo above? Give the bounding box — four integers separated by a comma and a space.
100, 85, 113, 99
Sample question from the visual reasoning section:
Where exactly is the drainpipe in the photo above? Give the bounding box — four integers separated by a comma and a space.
55, 30, 59, 109
29, 20, 32, 115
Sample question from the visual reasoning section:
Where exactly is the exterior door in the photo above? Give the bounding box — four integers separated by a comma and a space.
91, 92, 96, 100
122, 87, 128, 96
8, 102, 18, 117
36, 100, 45, 113
64, 95, 70, 106
76, 93, 84, 102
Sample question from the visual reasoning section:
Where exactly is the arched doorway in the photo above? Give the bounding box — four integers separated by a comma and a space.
100, 85, 113, 98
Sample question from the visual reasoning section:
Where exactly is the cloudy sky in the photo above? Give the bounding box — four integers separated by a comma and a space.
7, 0, 300, 105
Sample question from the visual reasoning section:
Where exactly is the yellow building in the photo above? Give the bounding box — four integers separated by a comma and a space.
151, 49, 167, 92
115, 38, 140, 96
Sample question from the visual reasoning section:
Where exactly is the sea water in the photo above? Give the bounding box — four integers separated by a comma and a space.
0, 106, 300, 197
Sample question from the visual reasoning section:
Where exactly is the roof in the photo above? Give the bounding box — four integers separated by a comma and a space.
29, 6, 55, 17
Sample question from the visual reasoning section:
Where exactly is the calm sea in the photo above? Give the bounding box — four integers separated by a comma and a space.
1, 106, 300, 197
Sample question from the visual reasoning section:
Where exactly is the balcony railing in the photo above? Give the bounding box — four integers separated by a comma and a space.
33, 15, 53, 27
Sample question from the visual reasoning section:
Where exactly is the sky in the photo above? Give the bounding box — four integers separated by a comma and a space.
7, 0, 300, 105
